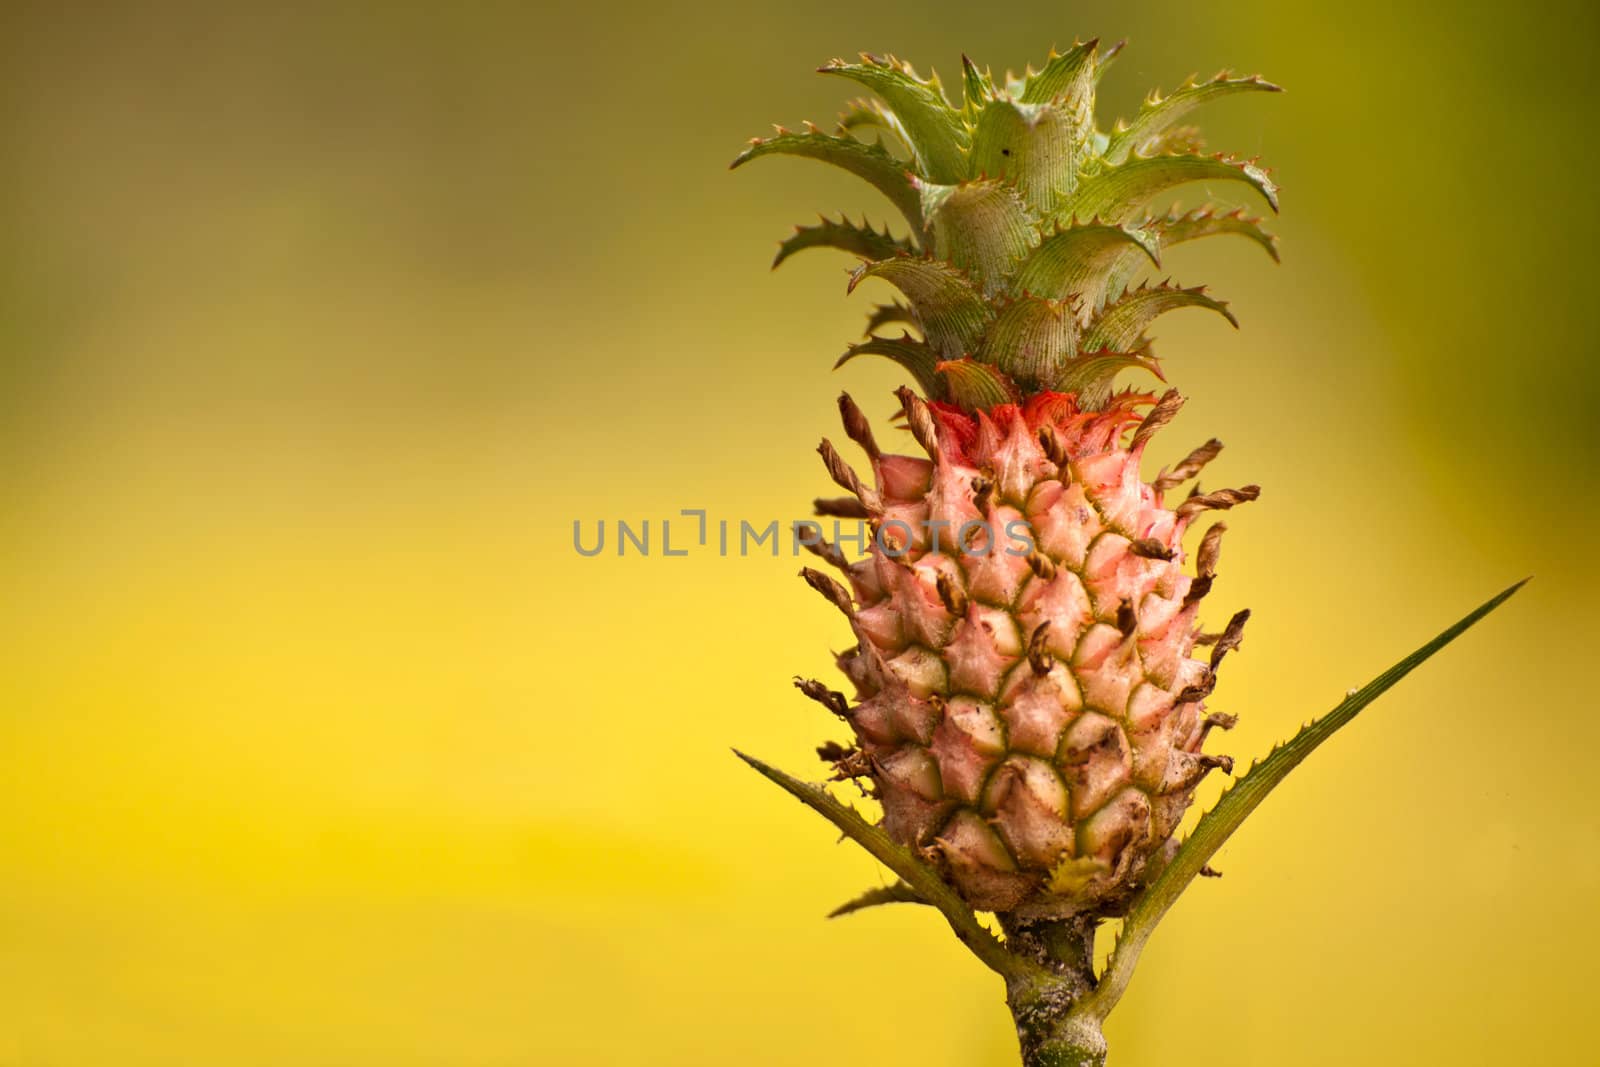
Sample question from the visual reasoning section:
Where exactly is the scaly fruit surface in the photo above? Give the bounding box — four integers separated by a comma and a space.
737, 40, 1279, 919
808, 388, 1253, 916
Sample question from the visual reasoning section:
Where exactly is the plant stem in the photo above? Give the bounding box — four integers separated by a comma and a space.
1000, 916, 1108, 1067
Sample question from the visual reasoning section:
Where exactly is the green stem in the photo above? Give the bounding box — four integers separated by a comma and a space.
1019, 1025, 1107, 1067
1000, 916, 1108, 1067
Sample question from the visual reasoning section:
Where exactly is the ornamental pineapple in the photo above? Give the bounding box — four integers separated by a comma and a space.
735, 40, 1279, 919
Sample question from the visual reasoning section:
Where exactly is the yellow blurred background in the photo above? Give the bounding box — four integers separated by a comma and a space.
3, 2, 1597, 1064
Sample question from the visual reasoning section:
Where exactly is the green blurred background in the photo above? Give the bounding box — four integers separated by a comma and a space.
3, 2, 1597, 1064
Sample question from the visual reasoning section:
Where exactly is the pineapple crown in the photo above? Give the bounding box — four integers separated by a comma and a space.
732, 41, 1281, 410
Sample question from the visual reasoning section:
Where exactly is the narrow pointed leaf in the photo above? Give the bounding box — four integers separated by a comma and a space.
916, 178, 1038, 294
1011, 221, 1160, 312
1097, 206, 1279, 308
828, 881, 928, 918
1156, 205, 1280, 262
1104, 74, 1282, 165
732, 129, 922, 230
960, 53, 994, 116
1082, 282, 1236, 353
835, 97, 911, 156
836, 334, 943, 398
1019, 39, 1099, 105
819, 55, 969, 182
1076, 579, 1529, 1025
733, 750, 1038, 982
979, 293, 1077, 388
937, 357, 1021, 410
968, 98, 1079, 215
1144, 124, 1205, 157
1067, 153, 1279, 223
849, 257, 991, 361
774, 215, 916, 269
836, 98, 887, 132
864, 300, 917, 336
1055, 351, 1163, 406
1014, 40, 1101, 200
1096, 39, 1127, 79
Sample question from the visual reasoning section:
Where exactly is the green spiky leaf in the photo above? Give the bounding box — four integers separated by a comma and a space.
1018, 39, 1100, 106
1076, 579, 1529, 1025
733, 750, 1040, 982
1096, 206, 1279, 308
968, 98, 1079, 215
937, 357, 1021, 409
1143, 124, 1205, 156
863, 301, 917, 336
1082, 282, 1236, 353
1156, 205, 1280, 262
1055, 350, 1163, 406
978, 293, 1077, 388
959, 53, 994, 115
828, 881, 928, 918
835, 97, 911, 155
1067, 153, 1279, 224
773, 215, 916, 269
1096, 39, 1127, 79
1011, 221, 1161, 312
1105, 73, 1282, 165
916, 178, 1038, 295
836, 333, 943, 398
731, 128, 923, 231
819, 55, 969, 183
849, 257, 991, 361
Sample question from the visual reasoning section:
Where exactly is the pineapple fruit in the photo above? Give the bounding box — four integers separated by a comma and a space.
735, 40, 1276, 919
733, 37, 1523, 1067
